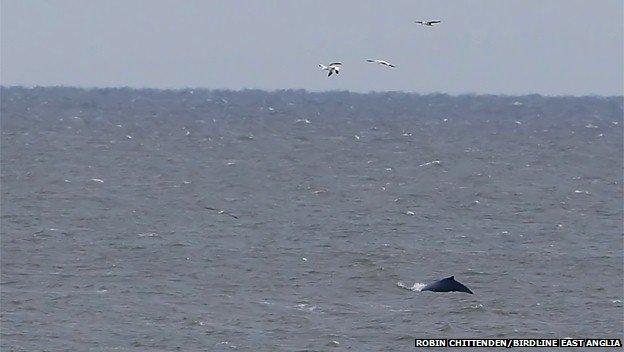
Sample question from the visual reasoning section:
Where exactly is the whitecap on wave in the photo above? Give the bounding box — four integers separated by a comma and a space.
397, 281, 426, 292
295, 303, 317, 312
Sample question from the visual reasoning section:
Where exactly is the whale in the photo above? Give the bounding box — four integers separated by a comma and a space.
421, 276, 473, 294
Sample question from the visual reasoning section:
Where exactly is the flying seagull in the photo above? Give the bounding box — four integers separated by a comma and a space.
204, 206, 239, 219
318, 62, 342, 77
366, 59, 396, 68
415, 20, 441, 26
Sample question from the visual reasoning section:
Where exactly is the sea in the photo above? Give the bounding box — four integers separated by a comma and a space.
1, 88, 622, 351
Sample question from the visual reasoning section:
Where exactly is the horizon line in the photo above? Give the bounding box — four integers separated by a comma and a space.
1, 85, 622, 99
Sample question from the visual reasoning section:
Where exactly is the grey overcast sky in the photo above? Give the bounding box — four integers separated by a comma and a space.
1, 0, 622, 95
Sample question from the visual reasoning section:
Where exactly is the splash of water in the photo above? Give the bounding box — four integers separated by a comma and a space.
397, 281, 427, 292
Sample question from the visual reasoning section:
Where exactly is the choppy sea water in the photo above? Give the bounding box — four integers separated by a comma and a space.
1, 90, 623, 350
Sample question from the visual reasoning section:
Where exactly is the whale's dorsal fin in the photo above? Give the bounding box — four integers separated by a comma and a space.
422, 276, 473, 294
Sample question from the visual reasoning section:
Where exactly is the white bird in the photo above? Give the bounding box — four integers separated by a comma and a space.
366, 59, 396, 68
318, 62, 342, 77
415, 20, 441, 26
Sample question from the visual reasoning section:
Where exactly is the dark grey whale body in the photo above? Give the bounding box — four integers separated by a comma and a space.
421, 276, 473, 294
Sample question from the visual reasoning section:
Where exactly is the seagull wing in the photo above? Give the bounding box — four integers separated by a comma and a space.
329, 62, 342, 67
204, 206, 238, 219
328, 70, 333, 77
429, 20, 441, 24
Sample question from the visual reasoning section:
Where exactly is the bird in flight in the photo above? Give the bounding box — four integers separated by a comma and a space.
366, 59, 396, 68
318, 62, 342, 77
415, 20, 441, 26
204, 206, 239, 219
